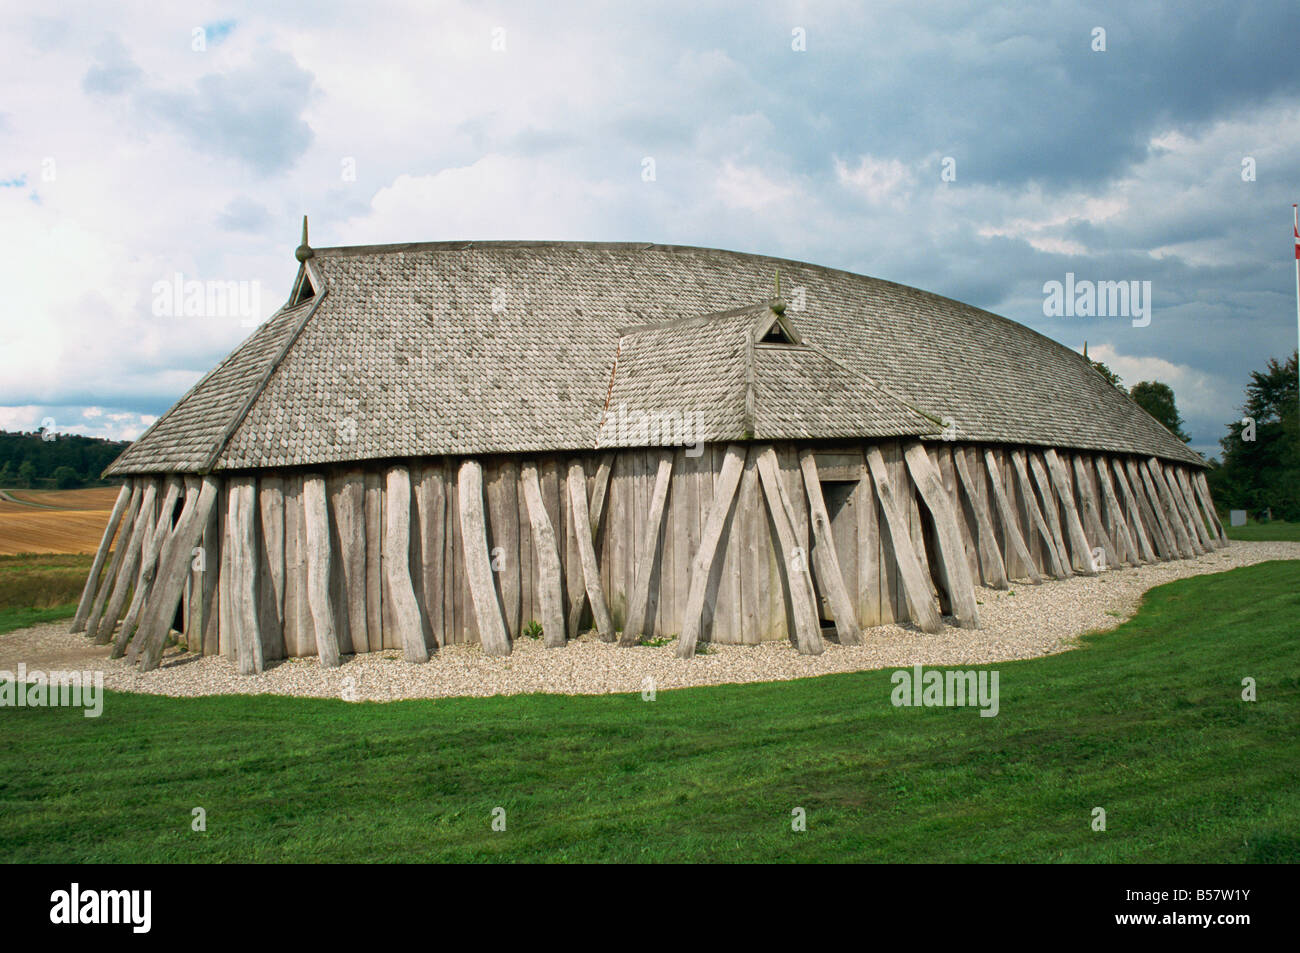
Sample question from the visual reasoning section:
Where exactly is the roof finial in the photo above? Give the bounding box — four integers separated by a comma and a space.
1083, 340, 1088, 360
295, 215, 313, 262
772, 268, 786, 314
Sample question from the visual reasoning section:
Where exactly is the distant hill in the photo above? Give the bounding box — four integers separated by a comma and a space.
0, 429, 131, 489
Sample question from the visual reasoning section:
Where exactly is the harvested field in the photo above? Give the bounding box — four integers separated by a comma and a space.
0, 487, 123, 555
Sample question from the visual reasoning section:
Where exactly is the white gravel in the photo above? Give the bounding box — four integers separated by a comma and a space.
5, 540, 1296, 701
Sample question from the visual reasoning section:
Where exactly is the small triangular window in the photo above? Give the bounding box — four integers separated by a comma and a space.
760, 321, 795, 344
290, 270, 315, 307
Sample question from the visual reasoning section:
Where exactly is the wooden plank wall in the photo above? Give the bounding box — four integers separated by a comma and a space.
194, 443, 1214, 659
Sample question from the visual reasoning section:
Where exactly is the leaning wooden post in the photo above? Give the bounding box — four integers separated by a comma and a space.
567, 459, 614, 641
85, 481, 143, 638
904, 442, 980, 629
1174, 467, 1216, 550
1025, 452, 1073, 577
136, 476, 221, 671
1070, 453, 1121, 569
756, 446, 825, 653
1153, 459, 1204, 555
115, 477, 182, 658
864, 446, 942, 634
1144, 458, 1195, 558
1108, 458, 1156, 563
226, 477, 264, 675
127, 475, 200, 662
566, 452, 614, 637
678, 444, 747, 658
953, 450, 1009, 589
1009, 449, 1067, 579
387, 465, 433, 662
457, 460, 511, 657
521, 461, 566, 648
621, 450, 675, 646
1125, 458, 1175, 559
978, 449, 1039, 584
1192, 471, 1228, 544
302, 474, 341, 667
800, 449, 866, 644
1093, 455, 1141, 564
72, 483, 132, 632
1041, 449, 1098, 575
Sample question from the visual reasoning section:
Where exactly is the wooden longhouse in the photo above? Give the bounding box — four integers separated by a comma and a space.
73, 231, 1228, 672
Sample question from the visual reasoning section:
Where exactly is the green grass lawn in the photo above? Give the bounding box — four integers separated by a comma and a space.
1224, 519, 1300, 542
1, 561, 1296, 863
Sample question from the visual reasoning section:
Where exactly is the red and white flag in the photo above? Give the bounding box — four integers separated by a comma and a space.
1294, 204, 1300, 259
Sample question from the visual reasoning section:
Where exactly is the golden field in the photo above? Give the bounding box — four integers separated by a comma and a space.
0, 487, 123, 555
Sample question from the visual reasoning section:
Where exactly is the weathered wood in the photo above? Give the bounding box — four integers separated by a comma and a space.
538, 459, 567, 639
363, 471, 384, 652
1143, 458, 1195, 558
952, 449, 1006, 588
1070, 453, 1120, 570
491, 459, 522, 637
864, 446, 942, 633
195, 489, 220, 655
981, 449, 1041, 584
72, 483, 132, 632
258, 476, 286, 647
329, 471, 368, 653
1093, 455, 1141, 565
1174, 467, 1216, 550
853, 458, 881, 628
904, 442, 980, 628
1126, 458, 1176, 559
281, 477, 313, 657
678, 444, 747, 657
566, 452, 614, 636
1009, 450, 1066, 578
1041, 449, 1097, 575
413, 464, 446, 648
116, 477, 182, 658
565, 460, 614, 642
1025, 451, 1073, 578
799, 449, 867, 644
384, 465, 431, 662
94, 479, 158, 644
621, 451, 674, 645
130, 476, 200, 662
521, 461, 567, 647
1109, 458, 1156, 563
755, 446, 825, 653
302, 475, 340, 667
1154, 459, 1204, 555
456, 460, 509, 656
86, 482, 143, 639
1192, 470, 1228, 544
136, 477, 221, 671
226, 477, 263, 675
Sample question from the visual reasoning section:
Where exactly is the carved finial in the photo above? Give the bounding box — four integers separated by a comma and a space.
295, 215, 313, 262
771, 268, 786, 314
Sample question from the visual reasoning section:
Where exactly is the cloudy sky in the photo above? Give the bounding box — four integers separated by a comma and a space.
3, 1, 1298, 460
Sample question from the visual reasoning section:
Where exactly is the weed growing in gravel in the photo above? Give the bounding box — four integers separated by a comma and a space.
521, 620, 543, 640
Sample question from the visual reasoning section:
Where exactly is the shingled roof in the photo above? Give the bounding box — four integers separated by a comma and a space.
105, 240, 1204, 475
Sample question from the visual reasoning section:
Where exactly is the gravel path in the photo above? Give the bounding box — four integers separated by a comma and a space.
5, 541, 1296, 701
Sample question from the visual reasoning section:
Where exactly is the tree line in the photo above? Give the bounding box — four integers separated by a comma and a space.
1090, 349, 1299, 523
0, 430, 130, 489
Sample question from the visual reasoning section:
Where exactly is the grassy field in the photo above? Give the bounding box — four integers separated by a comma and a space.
0, 560, 1295, 863
1224, 519, 1300, 542
0, 553, 94, 614
0, 486, 122, 555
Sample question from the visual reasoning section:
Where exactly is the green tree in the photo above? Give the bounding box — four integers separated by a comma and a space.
1088, 357, 1123, 388
0, 461, 12, 487
1129, 381, 1191, 443
1211, 351, 1299, 521
16, 460, 36, 488
53, 466, 80, 489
